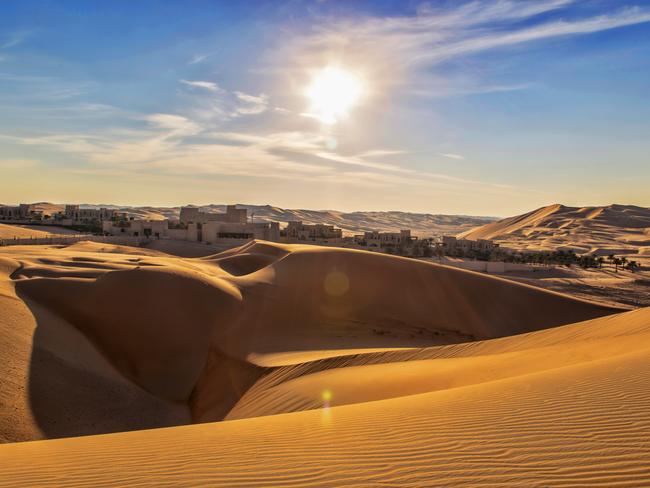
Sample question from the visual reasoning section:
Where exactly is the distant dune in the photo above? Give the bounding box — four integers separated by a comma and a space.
206, 204, 498, 237
0, 223, 54, 239
459, 203, 650, 253
0, 240, 647, 485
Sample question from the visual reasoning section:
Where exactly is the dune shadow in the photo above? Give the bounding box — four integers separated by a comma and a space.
211, 253, 278, 276
18, 290, 192, 440
15, 261, 271, 438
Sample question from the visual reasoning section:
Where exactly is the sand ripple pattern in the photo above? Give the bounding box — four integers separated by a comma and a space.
1, 346, 650, 487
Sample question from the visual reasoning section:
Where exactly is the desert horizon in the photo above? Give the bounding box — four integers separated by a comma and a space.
2, 0, 650, 486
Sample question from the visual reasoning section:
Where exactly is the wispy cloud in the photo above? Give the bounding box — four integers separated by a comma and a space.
282, 1, 650, 97
1, 31, 29, 50
232, 91, 269, 115
314, 151, 407, 172
0, 72, 95, 102
440, 153, 465, 161
188, 53, 209, 65
143, 113, 202, 136
0, 119, 529, 197
358, 149, 407, 158
179, 80, 270, 119
180, 79, 223, 92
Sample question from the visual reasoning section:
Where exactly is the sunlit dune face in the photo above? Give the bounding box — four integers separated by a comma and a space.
305, 66, 364, 124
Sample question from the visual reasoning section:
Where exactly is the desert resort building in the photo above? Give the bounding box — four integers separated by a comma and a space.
441, 235, 496, 253
361, 229, 414, 248
285, 221, 343, 241
0, 203, 496, 254
103, 205, 281, 243
102, 206, 350, 245
0, 204, 32, 221
64, 205, 116, 224
0, 203, 115, 226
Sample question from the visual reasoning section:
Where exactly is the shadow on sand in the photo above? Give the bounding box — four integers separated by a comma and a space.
19, 292, 192, 440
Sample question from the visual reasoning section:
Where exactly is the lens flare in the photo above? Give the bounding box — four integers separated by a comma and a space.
322, 389, 333, 403
324, 271, 350, 297
322, 389, 333, 412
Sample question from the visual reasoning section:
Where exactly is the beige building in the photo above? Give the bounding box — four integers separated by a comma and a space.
201, 220, 280, 242
442, 236, 496, 253
65, 205, 115, 224
103, 219, 169, 238
179, 205, 247, 225
103, 205, 280, 243
0, 204, 31, 221
285, 221, 343, 242
363, 230, 413, 248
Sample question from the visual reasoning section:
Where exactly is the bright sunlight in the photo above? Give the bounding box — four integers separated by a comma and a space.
305, 66, 364, 124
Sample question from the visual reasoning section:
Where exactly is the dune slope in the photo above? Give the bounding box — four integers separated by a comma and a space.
0, 223, 53, 239
1, 307, 649, 487
459, 203, 650, 253
0, 240, 620, 442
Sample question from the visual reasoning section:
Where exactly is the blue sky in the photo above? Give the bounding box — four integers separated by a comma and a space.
1, 0, 649, 216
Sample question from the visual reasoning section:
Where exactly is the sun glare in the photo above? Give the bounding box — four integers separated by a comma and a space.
305, 66, 364, 124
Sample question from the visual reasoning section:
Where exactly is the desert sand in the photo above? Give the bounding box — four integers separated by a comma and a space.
0, 223, 55, 239
494, 263, 650, 309
1, 240, 649, 486
460, 203, 650, 254
0, 222, 86, 240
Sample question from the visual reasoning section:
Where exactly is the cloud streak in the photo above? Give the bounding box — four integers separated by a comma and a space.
282, 1, 650, 97
188, 53, 208, 65
180, 79, 223, 92
232, 91, 269, 115
0, 31, 29, 50
440, 153, 465, 161
0, 118, 530, 198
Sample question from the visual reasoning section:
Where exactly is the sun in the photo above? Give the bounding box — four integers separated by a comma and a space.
305, 66, 364, 124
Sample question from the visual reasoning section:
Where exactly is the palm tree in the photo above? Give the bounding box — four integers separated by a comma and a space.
597, 256, 604, 268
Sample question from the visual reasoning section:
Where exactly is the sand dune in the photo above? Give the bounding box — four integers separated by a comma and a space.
0, 240, 618, 441
460, 203, 650, 253
497, 263, 650, 309
206, 204, 497, 237
0, 223, 54, 239
1, 296, 648, 485
2, 240, 649, 486
229, 307, 650, 420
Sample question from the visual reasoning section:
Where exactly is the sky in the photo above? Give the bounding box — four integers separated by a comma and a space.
1, 0, 649, 217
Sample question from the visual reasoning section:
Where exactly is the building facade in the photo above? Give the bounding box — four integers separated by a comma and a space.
442, 236, 496, 254
0, 204, 31, 221
65, 205, 115, 224
285, 221, 343, 241
179, 205, 247, 225
363, 229, 413, 248
103, 205, 280, 243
